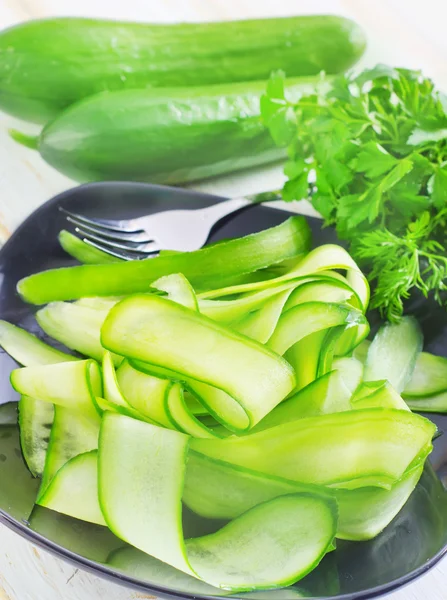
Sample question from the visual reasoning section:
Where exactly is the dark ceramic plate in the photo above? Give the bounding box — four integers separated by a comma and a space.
1, 182, 447, 600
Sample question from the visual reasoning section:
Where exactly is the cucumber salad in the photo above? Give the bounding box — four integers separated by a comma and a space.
1, 216, 445, 592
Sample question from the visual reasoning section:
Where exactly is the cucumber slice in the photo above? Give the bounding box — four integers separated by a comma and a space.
233, 290, 292, 343
248, 371, 352, 433
11, 359, 102, 419
403, 352, 447, 397
152, 274, 198, 311
18, 396, 54, 477
184, 450, 334, 521
184, 450, 424, 541
165, 383, 220, 439
102, 295, 295, 432
59, 230, 122, 264
284, 280, 354, 309
335, 464, 424, 540
351, 381, 409, 411
36, 302, 120, 365
116, 359, 172, 427
285, 331, 328, 391
267, 302, 366, 356
199, 245, 369, 312
405, 392, 447, 413
191, 408, 435, 490
38, 450, 106, 526
353, 339, 371, 364
99, 412, 336, 591
40, 406, 100, 496
183, 390, 207, 416
332, 357, 363, 394
102, 351, 131, 409
0, 320, 76, 365
364, 316, 423, 393
76, 297, 121, 311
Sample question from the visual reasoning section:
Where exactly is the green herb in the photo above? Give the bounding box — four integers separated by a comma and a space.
262, 66, 447, 320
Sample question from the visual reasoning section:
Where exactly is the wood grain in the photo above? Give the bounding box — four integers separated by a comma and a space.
0, 0, 446, 598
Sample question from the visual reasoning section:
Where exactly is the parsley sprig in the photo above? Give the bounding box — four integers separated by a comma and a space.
261, 65, 447, 321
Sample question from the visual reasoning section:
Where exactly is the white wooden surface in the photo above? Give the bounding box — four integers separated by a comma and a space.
0, 0, 446, 598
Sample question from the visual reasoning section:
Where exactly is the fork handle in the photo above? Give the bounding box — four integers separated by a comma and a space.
198, 196, 256, 225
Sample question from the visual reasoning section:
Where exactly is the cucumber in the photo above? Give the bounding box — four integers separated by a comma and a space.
364, 316, 423, 393
18, 396, 54, 478
184, 450, 424, 541
0, 16, 365, 123
38, 450, 106, 526
101, 295, 296, 432
191, 408, 435, 490
403, 352, 447, 397
33, 78, 317, 184
58, 230, 122, 265
99, 412, 337, 591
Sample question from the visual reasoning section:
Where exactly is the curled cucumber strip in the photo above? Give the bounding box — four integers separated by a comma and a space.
99, 413, 337, 592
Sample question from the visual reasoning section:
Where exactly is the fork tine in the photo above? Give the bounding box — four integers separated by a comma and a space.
59, 207, 144, 234
65, 216, 152, 243
82, 238, 141, 261
75, 227, 160, 255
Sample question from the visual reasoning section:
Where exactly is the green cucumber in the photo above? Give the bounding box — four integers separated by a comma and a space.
152, 273, 198, 311
36, 302, 120, 364
11, 359, 102, 419
38, 450, 106, 526
405, 392, 447, 413
102, 295, 296, 432
0, 320, 76, 365
39, 406, 100, 496
351, 381, 409, 412
116, 359, 172, 427
58, 230, 122, 264
184, 450, 424, 541
18, 217, 311, 304
285, 331, 328, 391
18, 396, 54, 478
267, 302, 366, 356
99, 412, 337, 591
165, 383, 219, 439
0, 16, 365, 123
403, 352, 447, 397
332, 357, 363, 394
364, 316, 423, 393
191, 408, 435, 490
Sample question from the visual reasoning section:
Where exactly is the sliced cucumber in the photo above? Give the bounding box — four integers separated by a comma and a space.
248, 371, 352, 433
351, 381, 409, 411
59, 230, 122, 265
102, 351, 131, 409
364, 316, 423, 393
284, 279, 354, 309
184, 450, 423, 541
0, 320, 75, 365
99, 412, 336, 592
405, 392, 447, 413
286, 331, 327, 391
11, 359, 102, 419
18, 396, 54, 477
403, 352, 447, 397
267, 302, 366, 357
353, 339, 371, 364
332, 357, 363, 394
233, 290, 292, 344
165, 383, 219, 438
116, 359, 172, 427
102, 295, 295, 432
191, 408, 435, 490
36, 302, 120, 365
38, 450, 106, 526
39, 406, 100, 496
152, 273, 198, 311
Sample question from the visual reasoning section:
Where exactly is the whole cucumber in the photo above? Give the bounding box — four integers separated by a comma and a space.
31, 78, 323, 184
0, 16, 365, 123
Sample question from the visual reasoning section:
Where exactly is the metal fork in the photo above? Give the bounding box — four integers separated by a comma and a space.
60, 190, 281, 260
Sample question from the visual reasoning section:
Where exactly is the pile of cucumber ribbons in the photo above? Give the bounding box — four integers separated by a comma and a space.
1, 217, 445, 592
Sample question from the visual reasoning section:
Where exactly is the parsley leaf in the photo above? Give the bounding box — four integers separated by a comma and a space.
262, 66, 447, 320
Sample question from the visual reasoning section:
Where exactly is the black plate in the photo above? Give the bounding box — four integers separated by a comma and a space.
1, 181, 447, 600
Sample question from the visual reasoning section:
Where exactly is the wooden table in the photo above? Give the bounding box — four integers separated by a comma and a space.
0, 0, 446, 598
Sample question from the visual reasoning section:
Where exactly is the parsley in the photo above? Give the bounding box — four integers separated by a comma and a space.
262, 66, 447, 321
